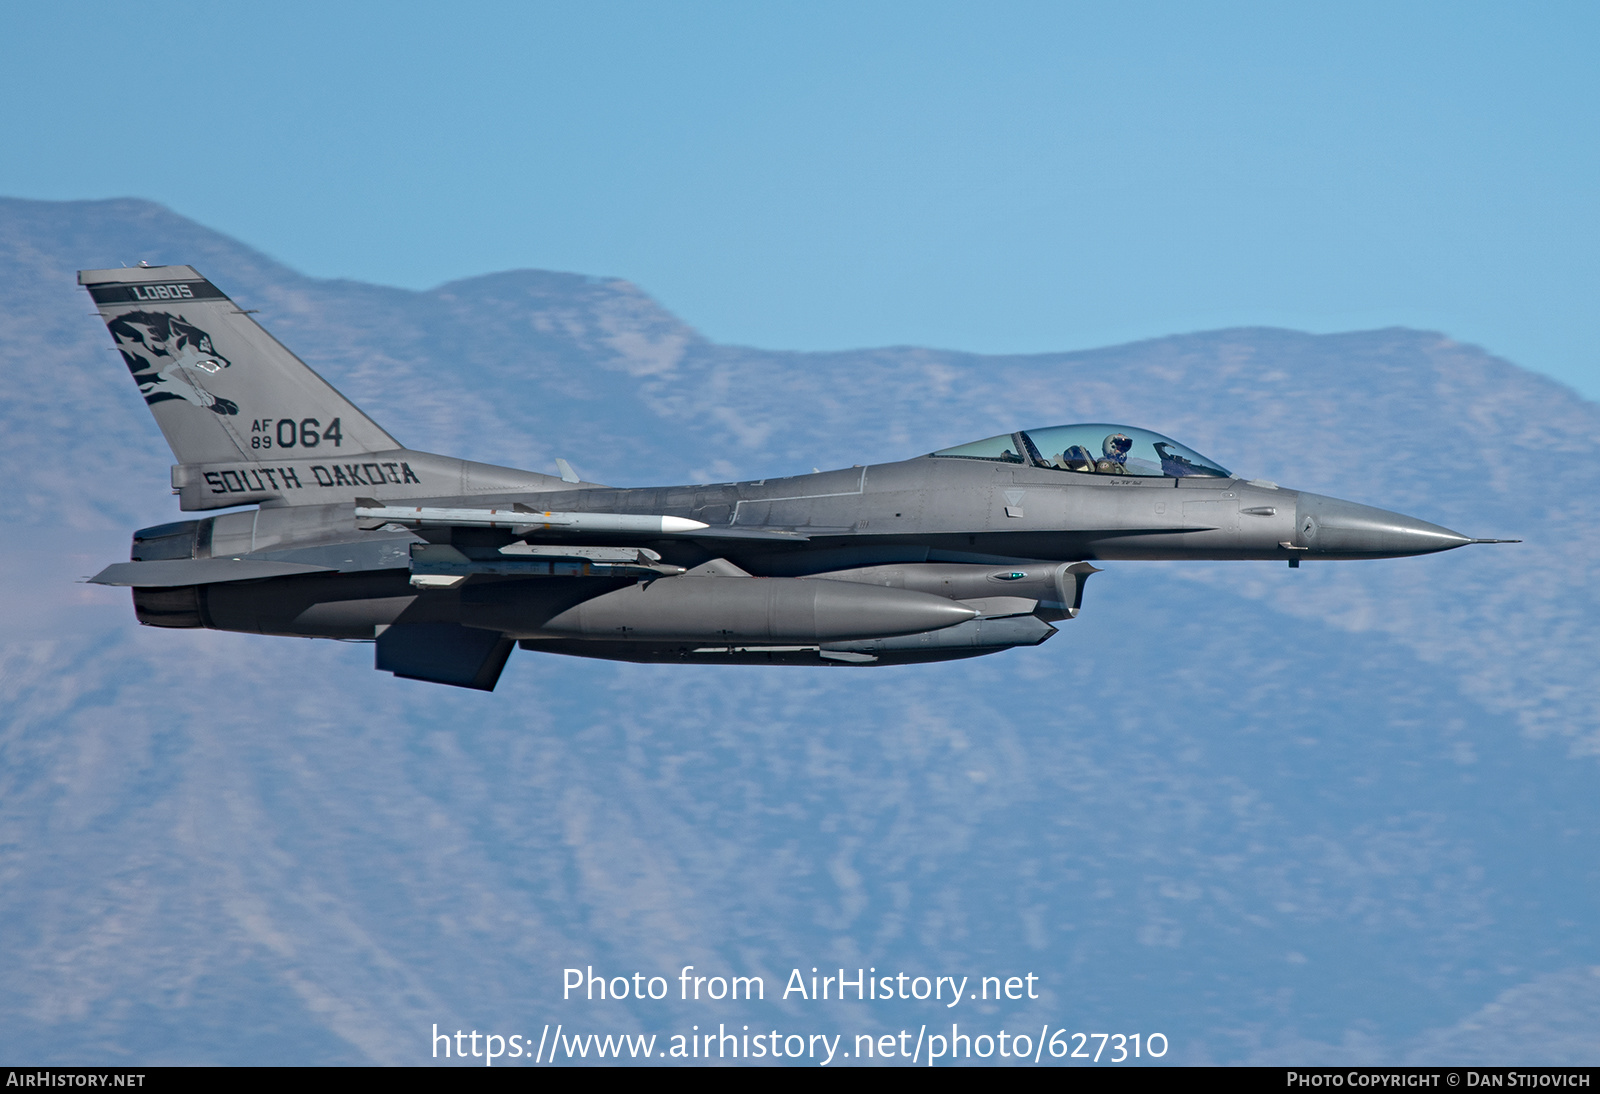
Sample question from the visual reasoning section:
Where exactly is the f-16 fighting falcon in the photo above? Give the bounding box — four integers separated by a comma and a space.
83, 265, 1515, 690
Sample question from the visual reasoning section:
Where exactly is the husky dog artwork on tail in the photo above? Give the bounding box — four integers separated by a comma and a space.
108, 310, 238, 415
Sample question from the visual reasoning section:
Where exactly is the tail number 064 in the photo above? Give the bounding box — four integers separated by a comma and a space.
250, 418, 343, 449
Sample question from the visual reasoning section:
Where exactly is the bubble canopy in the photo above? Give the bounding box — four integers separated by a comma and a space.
931, 424, 1231, 478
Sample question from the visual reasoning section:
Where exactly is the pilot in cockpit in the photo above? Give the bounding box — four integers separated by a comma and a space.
1097, 432, 1133, 474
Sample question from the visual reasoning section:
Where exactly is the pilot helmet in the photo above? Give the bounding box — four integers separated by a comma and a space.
1103, 433, 1133, 459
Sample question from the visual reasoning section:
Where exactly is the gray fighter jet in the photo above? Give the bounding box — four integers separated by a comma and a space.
82, 265, 1514, 690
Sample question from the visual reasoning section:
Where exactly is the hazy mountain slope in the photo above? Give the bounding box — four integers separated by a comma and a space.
1, 198, 1596, 1064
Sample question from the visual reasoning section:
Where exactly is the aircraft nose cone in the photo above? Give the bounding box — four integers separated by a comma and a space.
1295, 493, 1471, 558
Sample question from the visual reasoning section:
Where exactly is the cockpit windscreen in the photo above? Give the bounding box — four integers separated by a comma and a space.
931, 424, 1231, 478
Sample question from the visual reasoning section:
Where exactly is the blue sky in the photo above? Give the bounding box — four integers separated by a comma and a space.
7, 1, 1597, 396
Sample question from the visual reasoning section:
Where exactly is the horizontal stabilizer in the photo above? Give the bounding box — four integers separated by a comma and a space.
90, 558, 333, 587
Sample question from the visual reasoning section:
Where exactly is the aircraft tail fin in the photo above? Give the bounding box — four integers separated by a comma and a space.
79, 265, 400, 467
